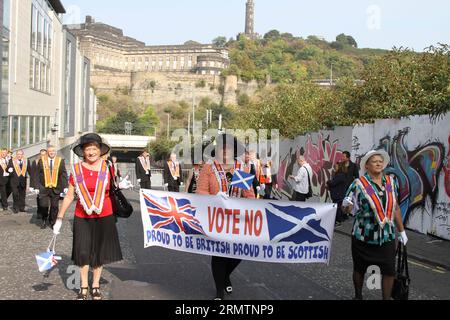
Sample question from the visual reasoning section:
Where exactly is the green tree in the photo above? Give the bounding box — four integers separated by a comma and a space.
213, 36, 227, 47
263, 30, 281, 41
148, 138, 177, 162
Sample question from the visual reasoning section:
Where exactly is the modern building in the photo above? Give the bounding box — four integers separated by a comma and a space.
66, 16, 230, 76
0, 0, 96, 160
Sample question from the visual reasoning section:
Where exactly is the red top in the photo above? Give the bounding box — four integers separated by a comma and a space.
69, 164, 114, 219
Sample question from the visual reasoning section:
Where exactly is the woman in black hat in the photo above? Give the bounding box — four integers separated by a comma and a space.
53, 133, 123, 300
196, 134, 255, 300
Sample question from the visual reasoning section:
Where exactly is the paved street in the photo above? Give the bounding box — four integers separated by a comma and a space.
0, 190, 449, 300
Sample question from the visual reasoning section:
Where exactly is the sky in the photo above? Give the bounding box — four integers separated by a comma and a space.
62, 0, 450, 51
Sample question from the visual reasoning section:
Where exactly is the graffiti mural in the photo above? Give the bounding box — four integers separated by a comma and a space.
444, 136, 450, 198
361, 128, 445, 223
304, 135, 344, 201
274, 135, 344, 201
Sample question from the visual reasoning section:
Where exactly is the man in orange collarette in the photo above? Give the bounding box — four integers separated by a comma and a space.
36, 146, 68, 229
163, 153, 183, 192
7, 150, 31, 214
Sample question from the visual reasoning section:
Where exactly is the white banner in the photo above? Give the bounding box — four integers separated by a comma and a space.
140, 189, 337, 264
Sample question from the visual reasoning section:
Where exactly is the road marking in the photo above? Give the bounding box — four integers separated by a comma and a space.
409, 260, 447, 274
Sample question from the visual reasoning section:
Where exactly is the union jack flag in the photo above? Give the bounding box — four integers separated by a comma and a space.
143, 192, 206, 235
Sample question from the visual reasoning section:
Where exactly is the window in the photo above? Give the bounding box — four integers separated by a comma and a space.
29, 1, 52, 94
20, 117, 28, 147
29, 117, 35, 144
31, 5, 37, 50
64, 40, 72, 134
35, 117, 41, 142
11, 116, 18, 148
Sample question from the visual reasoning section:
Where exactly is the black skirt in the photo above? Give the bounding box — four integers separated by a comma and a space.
72, 215, 123, 268
351, 237, 396, 276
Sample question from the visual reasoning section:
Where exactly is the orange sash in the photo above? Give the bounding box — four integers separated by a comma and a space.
13, 158, 27, 177
139, 156, 151, 171
211, 160, 229, 193
0, 158, 7, 172
168, 160, 180, 178
42, 156, 61, 188
72, 161, 109, 215
357, 175, 396, 228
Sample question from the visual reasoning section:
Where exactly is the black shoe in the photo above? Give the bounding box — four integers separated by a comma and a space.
335, 221, 342, 227
214, 291, 224, 300
12, 208, 19, 214
41, 220, 47, 229
3, 207, 8, 211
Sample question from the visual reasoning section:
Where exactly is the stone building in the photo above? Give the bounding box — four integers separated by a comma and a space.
66, 16, 230, 76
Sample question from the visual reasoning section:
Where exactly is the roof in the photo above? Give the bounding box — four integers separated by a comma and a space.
48, 0, 66, 14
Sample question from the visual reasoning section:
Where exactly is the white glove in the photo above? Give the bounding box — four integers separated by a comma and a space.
174, 177, 178, 181
180, 182, 184, 186
164, 183, 169, 187
119, 178, 132, 190
53, 219, 62, 235
399, 231, 408, 245
256, 186, 261, 192
34, 189, 40, 195
29, 187, 35, 193
63, 188, 68, 194
3, 172, 9, 177
342, 197, 354, 208
8, 168, 13, 173
137, 179, 141, 183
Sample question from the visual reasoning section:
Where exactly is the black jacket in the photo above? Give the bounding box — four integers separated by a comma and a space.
346, 161, 360, 186
36, 157, 68, 194
135, 158, 151, 182
0, 160, 11, 186
327, 172, 348, 203
29, 159, 40, 189
164, 161, 183, 188
7, 159, 31, 188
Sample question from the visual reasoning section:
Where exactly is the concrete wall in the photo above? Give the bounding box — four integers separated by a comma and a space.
275, 113, 450, 240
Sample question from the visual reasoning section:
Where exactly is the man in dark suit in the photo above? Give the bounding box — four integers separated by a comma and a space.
163, 153, 183, 192
7, 150, 31, 213
36, 146, 68, 229
0, 148, 12, 211
29, 149, 47, 219
342, 151, 360, 188
135, 150, 151, 189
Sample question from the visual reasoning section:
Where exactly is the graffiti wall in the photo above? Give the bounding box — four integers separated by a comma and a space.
274, 113, 450, 240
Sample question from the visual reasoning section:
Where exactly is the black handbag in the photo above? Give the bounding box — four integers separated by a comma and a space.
108, 165, 133, 219
392, 242, 410, 300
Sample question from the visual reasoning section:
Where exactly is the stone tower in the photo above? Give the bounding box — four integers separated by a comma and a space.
245, 0, 255, 37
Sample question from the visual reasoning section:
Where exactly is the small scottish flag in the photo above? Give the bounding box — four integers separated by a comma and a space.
35, 251, 59, 273
230, 170, 255, 190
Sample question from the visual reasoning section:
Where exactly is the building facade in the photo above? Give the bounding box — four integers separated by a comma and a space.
0, 0, 96, 159
66, 16, 230, 76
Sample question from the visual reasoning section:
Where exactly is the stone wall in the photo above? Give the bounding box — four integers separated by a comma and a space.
91, 70, 259, 106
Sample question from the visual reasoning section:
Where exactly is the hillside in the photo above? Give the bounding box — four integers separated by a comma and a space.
220, 32, 389, 83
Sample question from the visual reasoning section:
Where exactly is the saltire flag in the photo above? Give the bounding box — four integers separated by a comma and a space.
230, 170, 255, 190
35, 251, 59, 273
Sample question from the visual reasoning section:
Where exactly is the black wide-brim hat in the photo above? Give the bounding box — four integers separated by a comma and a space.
210, 133, 245, 158
72, 133, 111, 157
